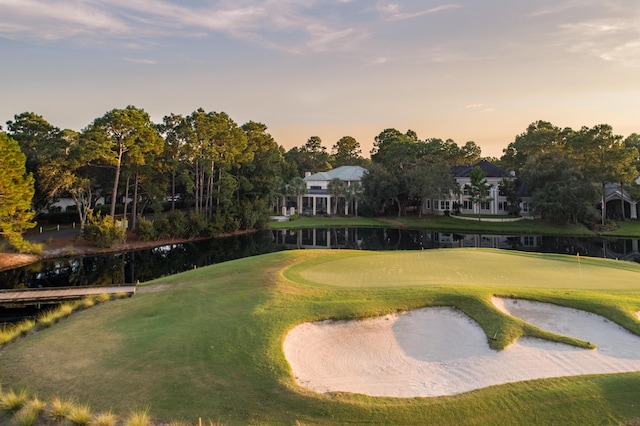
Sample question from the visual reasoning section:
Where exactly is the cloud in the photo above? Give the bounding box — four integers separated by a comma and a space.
558, 18, 640, 67
377, 3, 462, 21
464, 104, 484, 109
122, 57, 157, 65
0, 0, 372, 54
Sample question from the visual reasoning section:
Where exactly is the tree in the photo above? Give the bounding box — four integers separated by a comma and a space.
566, 124, 636, 223
498, 178, 521, 216
288, 176, 307, 214
344, 182, 363, 216
0, 133, 36, 252
370, 128, 417, 162
522, 153, 598, 224
6, 112, 71, 213
407, 161, 455, 218
331, 136, 368, 167
500, 120, 568, 173
466, 166, 492, 220
327, 177, 346, 215
362, 163, 403, 216
83, 106, 162, 219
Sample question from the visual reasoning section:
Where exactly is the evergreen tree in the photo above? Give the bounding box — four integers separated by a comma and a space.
0, 133, 37, 252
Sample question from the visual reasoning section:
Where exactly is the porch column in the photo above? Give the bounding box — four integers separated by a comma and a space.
345, 197, 349, 215
326, 196, 331, 216
312, 196, 317, 215
631, 201, 638, 219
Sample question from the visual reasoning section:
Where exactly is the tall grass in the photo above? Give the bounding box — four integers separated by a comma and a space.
12, 397, 46, 426
1, 295, 120, 348
90, 410, 119, 426
124, 407, 151, 426
0, 387, 29, 413
48, 396, 74, 422
68, 403, 92, 425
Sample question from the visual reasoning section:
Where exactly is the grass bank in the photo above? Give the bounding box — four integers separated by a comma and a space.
270, 215, 598, 236
1, 249, 640, 424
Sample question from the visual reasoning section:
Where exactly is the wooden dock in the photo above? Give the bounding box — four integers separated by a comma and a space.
0, 286, 137, 307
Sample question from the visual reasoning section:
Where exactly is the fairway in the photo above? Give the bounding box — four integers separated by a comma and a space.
2, 248, 640, 425
291, 248, 640, 289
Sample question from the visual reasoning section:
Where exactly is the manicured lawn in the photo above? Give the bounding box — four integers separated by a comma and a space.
600, 220, 640, 238
270, 215, 598, 236
2, 249, 640, 424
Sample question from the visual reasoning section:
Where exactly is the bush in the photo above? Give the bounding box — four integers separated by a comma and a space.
185, 212, 209, 238
166, 210, 187, 237
82, 211, 126, 248
153, 216, 172, 239
134, 216, 156, 241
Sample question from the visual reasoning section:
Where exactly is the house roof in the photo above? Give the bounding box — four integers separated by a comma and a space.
304, 165, 367, 182
453, 159, 512, 179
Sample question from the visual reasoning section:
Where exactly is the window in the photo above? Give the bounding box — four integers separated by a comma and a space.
463, 186, 469, 195
463, 200, 472, 210
523, 236, 535, 246
480, 202, 490, 210
425, 200, 431, 209
521, 202, 529, 212
310, 185, 321, 190
440, 201, 450, 210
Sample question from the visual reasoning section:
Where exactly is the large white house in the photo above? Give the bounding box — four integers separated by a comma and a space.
424, 160, 533, 217
298, 165, 366, 215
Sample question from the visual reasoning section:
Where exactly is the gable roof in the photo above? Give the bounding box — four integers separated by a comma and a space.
304, 165, 367, 182
453, 159, 512, 179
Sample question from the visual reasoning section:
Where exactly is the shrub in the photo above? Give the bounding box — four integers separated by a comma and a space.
83, 211, 126, 248
185, 212, 208, 238
166, 210, 187, 237
134, 216, 156, 241
153, 216, 171, 239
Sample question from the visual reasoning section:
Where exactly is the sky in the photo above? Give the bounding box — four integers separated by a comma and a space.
0, 1, 639, 158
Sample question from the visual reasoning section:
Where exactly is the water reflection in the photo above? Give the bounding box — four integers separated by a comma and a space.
1, 228, 638, 291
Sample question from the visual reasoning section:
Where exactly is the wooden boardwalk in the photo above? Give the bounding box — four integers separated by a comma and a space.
0, 286, 137, 307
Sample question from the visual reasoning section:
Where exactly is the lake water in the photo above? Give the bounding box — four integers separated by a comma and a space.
2, 228, 638, 291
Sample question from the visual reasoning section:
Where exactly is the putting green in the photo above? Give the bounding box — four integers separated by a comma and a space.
292, 248, 640, 289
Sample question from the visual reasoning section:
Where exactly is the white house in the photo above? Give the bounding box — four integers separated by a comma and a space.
424, 160, 533, 217
300, 165, 366, 215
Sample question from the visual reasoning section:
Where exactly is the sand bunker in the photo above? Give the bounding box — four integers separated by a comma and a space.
283, 298, 640, 397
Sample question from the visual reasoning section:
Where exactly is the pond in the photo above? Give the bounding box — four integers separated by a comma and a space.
2, 228, 639, 291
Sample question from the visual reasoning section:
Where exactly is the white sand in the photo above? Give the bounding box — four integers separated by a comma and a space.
283, 298, 640, 397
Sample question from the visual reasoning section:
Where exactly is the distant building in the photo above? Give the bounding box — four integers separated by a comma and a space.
296, 165, 366, 215
424, 159, 533, 217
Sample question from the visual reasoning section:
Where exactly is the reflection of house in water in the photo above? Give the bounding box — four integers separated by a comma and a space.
271, 228, 640, 264
273, 228, 365, 249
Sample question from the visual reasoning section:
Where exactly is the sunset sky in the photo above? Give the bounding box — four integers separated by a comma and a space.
1, 0, 638, 158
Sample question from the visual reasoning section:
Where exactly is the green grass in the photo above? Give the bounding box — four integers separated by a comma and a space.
269, 215, 391, 229
270, 215, 599, 236
600, 220, 640, 237
1, 249, 640, 424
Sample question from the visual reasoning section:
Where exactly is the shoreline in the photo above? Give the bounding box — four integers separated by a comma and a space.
0, 229, 257, 272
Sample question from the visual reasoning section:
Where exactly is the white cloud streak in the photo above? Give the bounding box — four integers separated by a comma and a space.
0, 0, 368, 54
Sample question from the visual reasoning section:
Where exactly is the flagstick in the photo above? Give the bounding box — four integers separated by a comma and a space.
577, 252, 582, 279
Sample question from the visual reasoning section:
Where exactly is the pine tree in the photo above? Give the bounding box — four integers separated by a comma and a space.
0, 132, 37, 252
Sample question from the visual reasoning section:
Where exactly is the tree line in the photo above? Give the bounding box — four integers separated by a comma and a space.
1, 108, 639, 253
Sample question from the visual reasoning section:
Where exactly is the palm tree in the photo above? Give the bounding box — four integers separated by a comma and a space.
327, 177, 346, 215
345, 182, 363, 216
289, 176, 307, 214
